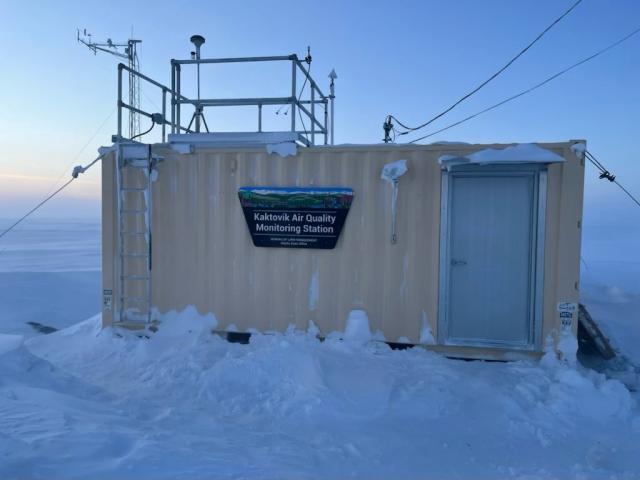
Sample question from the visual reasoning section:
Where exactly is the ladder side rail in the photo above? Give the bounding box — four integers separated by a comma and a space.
146, 145, 153, 323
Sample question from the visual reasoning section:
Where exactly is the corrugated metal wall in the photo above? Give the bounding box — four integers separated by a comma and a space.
102, 142, 584, 349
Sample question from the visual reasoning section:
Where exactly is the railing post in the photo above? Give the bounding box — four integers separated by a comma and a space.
170, 61, 176, 135
330, 96, 335, 145
117, 63, 123, 139
311, 86, 315, 145
329, 69, 337, 146
324, 99, 328, 145
162, 88, 167, 142
258, 104, 262, 132
176, 63, 181, 132
291, 60, 296, 134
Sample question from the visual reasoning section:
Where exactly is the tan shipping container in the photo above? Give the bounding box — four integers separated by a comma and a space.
101, 140, 585, 360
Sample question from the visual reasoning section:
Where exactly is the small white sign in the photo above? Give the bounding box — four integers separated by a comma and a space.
103, 289, 113, 311
557, 302, 577, 314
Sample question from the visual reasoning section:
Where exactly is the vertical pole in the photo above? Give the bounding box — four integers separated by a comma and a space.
291, 60, 296, 133
330, 95, 335, 146
311, 87, 315, 145
117, 64, 123, 139
176, 64, 181, 132
170, 61, 176, 135
195, 58, 201, 133
162, 88, 167, 142
129, 68, 135, 138
258, 104, 262, 132
323, 100, 328, 145
329, 70, 336, 146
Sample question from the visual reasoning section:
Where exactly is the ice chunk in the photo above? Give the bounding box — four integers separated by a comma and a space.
419, 311, 436, 345
343, 309, 372, 342
307, 320, 320, 337
170, 143, 192, 154
557, 328, 578, 365
98, 145, 116, 156
570, 141, 586, 158
153, 305, 218, 338
381, 160, 409, 244
308, 268, 319, 311
380, 159, 408, 183
266, 142, 297, 157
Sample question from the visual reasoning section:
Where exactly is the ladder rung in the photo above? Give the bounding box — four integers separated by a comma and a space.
121, 209, 147, 214
121, 296, 148, 301
122, 253, 149, 258
121, 275, 150, 280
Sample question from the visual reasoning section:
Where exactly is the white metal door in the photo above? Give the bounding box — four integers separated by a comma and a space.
441, 169, 540, 348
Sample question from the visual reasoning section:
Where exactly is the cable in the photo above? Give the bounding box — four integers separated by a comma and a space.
0, 179, 74, 241
278, 48, 312, 130
297, 63, 311, 137
131, 119, 156, 140
407, 25, 640, 144
2, 107, 114, 238
276, 63, 310, 118
0, 153, 105, 241
44, 106, 116, 196
389, 0, 583, 134
585, 150, 640, 209
613, 179, 640, 208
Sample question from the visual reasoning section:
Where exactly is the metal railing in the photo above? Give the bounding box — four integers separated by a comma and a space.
116, 53, 335, 146
117, 64, 192, 143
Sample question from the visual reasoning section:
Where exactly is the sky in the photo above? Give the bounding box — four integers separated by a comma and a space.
0, 0, 638, 226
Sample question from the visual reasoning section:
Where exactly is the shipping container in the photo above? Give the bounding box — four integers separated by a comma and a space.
100, 138, 585, 360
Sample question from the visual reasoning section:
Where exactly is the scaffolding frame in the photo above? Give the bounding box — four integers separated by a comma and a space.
116, 54, 335, 146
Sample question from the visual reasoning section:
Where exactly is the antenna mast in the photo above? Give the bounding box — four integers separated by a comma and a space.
78, 28, 142, 138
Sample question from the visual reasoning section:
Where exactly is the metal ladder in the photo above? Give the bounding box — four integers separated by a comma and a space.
117, 143, 154, 324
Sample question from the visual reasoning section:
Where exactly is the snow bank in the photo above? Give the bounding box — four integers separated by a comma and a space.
153, 305, 218, 338
4, 309, 639, 479
0, 334, 23, 355
438, 143, 564, 169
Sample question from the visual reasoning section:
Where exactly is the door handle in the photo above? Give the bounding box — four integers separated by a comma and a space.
451, 258, 467, 266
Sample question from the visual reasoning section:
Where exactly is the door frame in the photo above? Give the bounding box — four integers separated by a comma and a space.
437, 164, 547, 350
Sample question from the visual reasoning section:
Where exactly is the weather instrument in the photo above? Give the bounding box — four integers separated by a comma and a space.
77, 28, 142, 138
187, 34, 208, 133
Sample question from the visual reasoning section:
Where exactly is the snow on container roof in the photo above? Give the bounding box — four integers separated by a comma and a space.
438, 143, 565, 169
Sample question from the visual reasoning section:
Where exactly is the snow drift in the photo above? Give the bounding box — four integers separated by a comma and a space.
1, 308, 639, 479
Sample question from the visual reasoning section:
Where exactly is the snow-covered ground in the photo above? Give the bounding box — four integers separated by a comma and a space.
0, 219, 100, 336
0, 218, 639, 479
580, 225, 640, 367
1, 313, 639, 479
